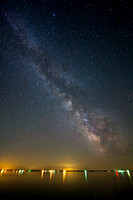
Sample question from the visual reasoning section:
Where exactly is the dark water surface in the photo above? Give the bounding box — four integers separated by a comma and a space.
0, 170, 133, 199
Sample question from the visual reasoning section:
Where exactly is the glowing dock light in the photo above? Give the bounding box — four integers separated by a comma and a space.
117, 170, 125, 174
84, 170, 87, 183
63, 170, 66, 183
0, 169, 7, 174
48, 170, 55, 174
1, 169, 4, 174
20, 170, 22, 174
115, 170, 120, 182
116, 170, 119, 177
18, 170, 24, 174
126, 170, 130, 175
49, 170, 55, 181
41, 170, 44, 179
117, 170, 125, 173
49, 170, 55, 173
126, 170, 133, 185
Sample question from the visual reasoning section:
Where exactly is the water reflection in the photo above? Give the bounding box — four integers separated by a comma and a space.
116, 170, 120, 182
49, 170, 55, 181
41, 170, 44, 179
84, 170, 87, 183
126, 170, 133, 185
19, 170, 24, 175
63, 170, 66, 183
0, 169, 133, 198
1, 169, 5, 174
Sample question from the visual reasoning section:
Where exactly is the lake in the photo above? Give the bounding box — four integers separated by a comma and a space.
0, 169, 133, 199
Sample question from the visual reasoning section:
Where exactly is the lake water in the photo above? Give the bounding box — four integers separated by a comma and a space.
0, 170, 133, 199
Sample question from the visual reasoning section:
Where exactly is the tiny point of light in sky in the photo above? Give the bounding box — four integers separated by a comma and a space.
0, 0, 133, 169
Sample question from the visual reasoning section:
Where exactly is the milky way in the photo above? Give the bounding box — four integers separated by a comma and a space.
1, 0, 133, 169
4, 11, 123, 154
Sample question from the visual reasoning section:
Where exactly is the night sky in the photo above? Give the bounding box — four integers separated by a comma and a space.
0, 0, 133, 169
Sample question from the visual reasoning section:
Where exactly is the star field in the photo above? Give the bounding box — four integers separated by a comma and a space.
0, 0, 133, 169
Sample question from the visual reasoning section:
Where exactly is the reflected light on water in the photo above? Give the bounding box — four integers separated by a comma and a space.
84, 170, 87, 183
1, 169, 4, 174
0, 169, 133, 199
63, 170, 66, 183
126, 170, 133, 185
0, 169, 7, 175
49, 170, 55, 181
41, 170, 44, 179
116, 170, 120, 182
0, 169, 5, 174
18, 170, 24, 175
